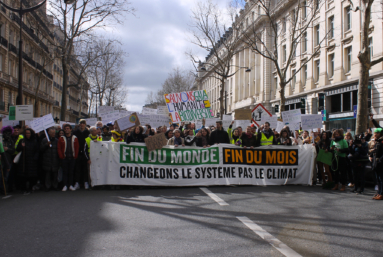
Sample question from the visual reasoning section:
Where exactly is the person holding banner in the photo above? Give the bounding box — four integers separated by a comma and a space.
40, 128, 60, 191
168, 129, 185, 147
58, 124, 79, 192
16, 128, 39, 195
101, 126, 112, 141
229, 128, 242, 146
111, 130, 124, 142
315, 131, 333, 184
242, 126, 256, 149
277, 129, 292, 146
195, 128, 210, 148
84, 127, 103, 189
209, 121, 229, 145
125, 126, 147, 143
330, 129, 349, 191
256, 122, 276, 146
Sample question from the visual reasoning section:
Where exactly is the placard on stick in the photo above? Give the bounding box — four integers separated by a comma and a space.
115, 112, 140, 132
144, 133, 168, 152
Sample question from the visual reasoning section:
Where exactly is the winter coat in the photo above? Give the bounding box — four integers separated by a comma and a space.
125, 133, 147, 143
102, 132, 112, 142
73, 128, 90, 154
209, 129, 230, 145
16, 137, 39, 178
241, 132, 257, 147
40, 137, 60, 171
2, 135, 15, 162
167, 137, 185, 146
348, 142, 369, 162
57, 135, 80, 159
370, 136, 383, 172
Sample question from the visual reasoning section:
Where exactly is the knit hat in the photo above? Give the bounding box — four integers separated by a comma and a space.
374, 128, 383, 134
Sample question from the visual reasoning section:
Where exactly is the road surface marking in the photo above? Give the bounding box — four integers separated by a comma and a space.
237, 216, 302, 257
199, 187, 229, 206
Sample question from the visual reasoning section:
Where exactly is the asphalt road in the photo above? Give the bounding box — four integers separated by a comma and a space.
0, 185, 382, 257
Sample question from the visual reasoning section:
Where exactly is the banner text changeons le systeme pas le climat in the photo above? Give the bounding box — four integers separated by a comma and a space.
90, 143, 316, 186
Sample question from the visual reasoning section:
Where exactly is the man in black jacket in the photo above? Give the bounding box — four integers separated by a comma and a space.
40, 128, 60, 191
73, 119, 90, 190
209, 121, 229, 145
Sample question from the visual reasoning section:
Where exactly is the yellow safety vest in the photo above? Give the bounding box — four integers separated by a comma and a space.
14, 135, 24, 155
85, 135, 102, 153
260, 133, 273, 146
111, 137, 124, 142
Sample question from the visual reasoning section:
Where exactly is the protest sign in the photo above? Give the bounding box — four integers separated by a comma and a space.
235, 120, 251, 129
9, 105, 33, 120
222, 114, 232, 121
252, 104, 272, 126
100, 110, 120, 122
205, 118, 219, 127
164, 90, 214, 122
2, 116, 19, 127
84, 118, 98, 125
98, 106, 115, 116
142, 107, 157, 115
276, 121, 284, 132
91, 143, 316, 186
119, 110, 134, 118
261, 115, 278, 129
222, 120, 232, 131
235, 109, 252, 120
29, 114, 56, 133
157, 106, 168, 115
301, 114, 322, 131
282, 109, 301, 125
144, 133, 168, 152
115, 112, 140, 131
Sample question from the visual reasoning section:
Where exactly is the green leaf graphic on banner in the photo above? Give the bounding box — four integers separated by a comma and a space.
9, 106, 16, 120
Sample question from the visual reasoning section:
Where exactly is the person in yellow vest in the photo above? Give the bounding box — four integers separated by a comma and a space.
256, 122, 277, 146
84, 126, 102, 189
110, 130, 124, 142
13, 125, 24, 156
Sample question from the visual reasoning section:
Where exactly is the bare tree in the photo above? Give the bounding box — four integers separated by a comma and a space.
145, 91, 156, 104
187, 0, 248, 119
349, 0, 383, 134
48, 0, 134, 121
155, 67, 195, 105
87, 38, 127, 108
243, 0, 328, 112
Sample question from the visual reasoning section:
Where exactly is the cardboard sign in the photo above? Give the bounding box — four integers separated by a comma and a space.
164, 90, 214, 122
144, 133, 168, 152
157, 106, 168, 115
235, 109, 252, 120
252, 104, 272, 126
115, 112, 140, 131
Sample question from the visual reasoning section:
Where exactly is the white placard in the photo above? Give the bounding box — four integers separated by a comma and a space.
98, 106, 115, 116
142, 107, 157, 115
100, 110, 120, 122
205, 118, 219, 127
282, 109, 302, 125
261, 115, 278, 129
115, 113, 139, 131
301, 114, 322, 131
222, 114, 232, 121
157, 106, 168, 115
235, 120, 251, 129
276, 121, 284, 133
29, 114, 56, 133
84, 118, 98, 125
15, 105, 33, 120
2, 116, 19, 127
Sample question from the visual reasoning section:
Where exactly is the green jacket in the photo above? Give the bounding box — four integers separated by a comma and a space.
330, 139, 348, 158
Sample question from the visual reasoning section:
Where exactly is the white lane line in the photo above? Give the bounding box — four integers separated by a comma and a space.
199, 187, 229, 206
237, 216, 302, 257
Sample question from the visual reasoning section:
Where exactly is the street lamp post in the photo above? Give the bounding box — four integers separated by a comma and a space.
0, 0, 47, 107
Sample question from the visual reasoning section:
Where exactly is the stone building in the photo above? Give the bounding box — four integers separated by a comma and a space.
197, 0, 383, 134
0, 0, 88, 123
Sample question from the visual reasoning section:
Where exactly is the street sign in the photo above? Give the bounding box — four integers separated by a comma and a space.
321, 110, 327, 121
9, 105, 33, 120
251, 103, 272, 127
353, 105, 357, 118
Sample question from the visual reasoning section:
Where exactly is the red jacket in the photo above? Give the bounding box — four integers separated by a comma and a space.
57, 135, 79, 159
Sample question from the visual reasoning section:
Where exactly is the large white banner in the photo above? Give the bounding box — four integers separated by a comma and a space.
90, 143, 315, 186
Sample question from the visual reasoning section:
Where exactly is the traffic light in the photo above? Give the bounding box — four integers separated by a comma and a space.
275, 105, 279, 113
318, 93, 325, 111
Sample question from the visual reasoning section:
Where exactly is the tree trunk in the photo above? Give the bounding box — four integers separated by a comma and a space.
279, 82, 286, 113
60, 57, 69, 121
356, 0, 373, 135
219, 78, 225, 119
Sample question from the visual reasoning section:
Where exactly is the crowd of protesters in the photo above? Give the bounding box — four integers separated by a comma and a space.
1, 114, 382, 200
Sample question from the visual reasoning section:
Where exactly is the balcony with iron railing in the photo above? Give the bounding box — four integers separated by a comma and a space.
9, 43, 18, 55
0, 36, 8, 48
0, 101, 5, 111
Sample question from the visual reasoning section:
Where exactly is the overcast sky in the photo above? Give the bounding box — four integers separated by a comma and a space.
101, 0, 211, 112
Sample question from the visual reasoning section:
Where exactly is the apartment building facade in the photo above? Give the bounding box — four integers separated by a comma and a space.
198, 0, 383, 134
0, 0, 88, 123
